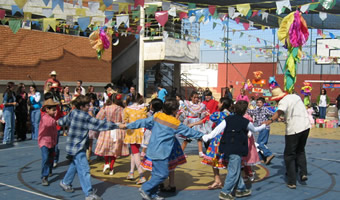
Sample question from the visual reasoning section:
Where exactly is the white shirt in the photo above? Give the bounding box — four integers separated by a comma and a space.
202, 120, 266, 142
319, 95, 327, 107
74, 86, 86, 96
278, 94, 311, 135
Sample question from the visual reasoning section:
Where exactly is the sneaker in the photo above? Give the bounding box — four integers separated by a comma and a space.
219, 192, 235, 200
103, 164, 110, 174
41, 177, 49, 186
301, 175, 308, 181
109, 169, 114, 176
199, 152, 205, 158
127, 172, 134, 180
85, 191, 102, 200
136, 176, 147, 185
152, 195, 165, 200
265, 155, 275, 165
287, 184, 296, 189
235, 189, 251, 197
59, 181, 74, 193
139, 188, 152, 200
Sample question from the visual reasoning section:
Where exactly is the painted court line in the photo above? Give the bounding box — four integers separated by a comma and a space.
0, 182, 61, 200
0, 142, 66, 152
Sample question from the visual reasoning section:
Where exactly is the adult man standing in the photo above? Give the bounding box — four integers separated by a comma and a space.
74, 80, 86, 96
247, 97, 275, 165
44, 71, 61, 94
264, 87, 310, 189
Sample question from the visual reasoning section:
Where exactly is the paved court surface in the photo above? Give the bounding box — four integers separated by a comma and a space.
0, 123, 340, 200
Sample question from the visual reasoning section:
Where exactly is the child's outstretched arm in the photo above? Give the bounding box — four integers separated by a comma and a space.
126, 116, 154, 130
88, 116, 118, 131
176, 124, 204, 139
58, 112, 71, 127
202, 120, 226, 142
247, 122, 265, 133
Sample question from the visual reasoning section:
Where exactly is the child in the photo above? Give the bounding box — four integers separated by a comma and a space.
95, 94, 129, 175
203, 101, 266, 200
57, 95, 120, 200
38, 99, 59, 186
306, 104, 315, 127
120, 99, 204, 200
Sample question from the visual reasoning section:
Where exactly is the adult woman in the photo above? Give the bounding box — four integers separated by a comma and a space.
123, 93, 147, 184
15, 83, 28, 141
223, 87, 233, 100
2, 82, 17, 144
28, 85, 42, 140
236, 88, 249, 103
336, 94, 340, 126
317, 88, 330, 119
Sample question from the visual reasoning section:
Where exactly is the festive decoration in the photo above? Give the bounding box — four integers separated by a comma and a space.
244, 79, 253, 91
268, 76, 279, 89
301, 82, 312, 106
89, 27, 111, 59
278, 11, 309, 93
253, 71, 263, 79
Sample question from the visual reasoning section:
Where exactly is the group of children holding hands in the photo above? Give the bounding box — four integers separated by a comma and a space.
38, 91, 275, 200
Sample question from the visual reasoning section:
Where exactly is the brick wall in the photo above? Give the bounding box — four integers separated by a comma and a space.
0, 26, 112, 83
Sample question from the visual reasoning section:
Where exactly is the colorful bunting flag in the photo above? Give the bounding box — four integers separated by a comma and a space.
119, 3, 129, 14
76, 8, 86, 16
208, 5, 216, 16
320, 0, 336, 9
134, 0, 144, 8
24, 12, 32, 20
52, 0, 64, 12
257, 37, 261, 43
0, 9, 6, 19
9, 19, 22, 34
43, 18, 57, 32
78, 17, 90, 31
179, 12, 188, 20
103, 0, 113, 7
162, 2, 171, 11
146, 5, 157, 16
116, 15, 129, 28
188, 3, 196, 10
329, 32, 335, 39
251, 10, 258, 17
105, 11, 114, 20
235, 17, 240, 24
88, 1, 100, 14
319, 12, 327, 21
243, 22, 249, 30
14, 0, 27, 9
155, 11, 168, 26
43, 0, 50, 6
309, 3, 319, 10
11, 5, 23, 15
300, 4, 310, 13
236, 3, 250, 16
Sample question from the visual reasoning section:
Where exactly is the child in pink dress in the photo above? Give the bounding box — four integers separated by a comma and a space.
242, 113, 261, 181
307, 105, 315, 127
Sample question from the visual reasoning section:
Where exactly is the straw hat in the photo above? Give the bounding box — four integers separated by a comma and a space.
270, 87, 288, 101
49, 71, 57, 76
42, 99, 59, 108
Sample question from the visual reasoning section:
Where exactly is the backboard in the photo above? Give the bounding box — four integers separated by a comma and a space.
316, 38, 340, 64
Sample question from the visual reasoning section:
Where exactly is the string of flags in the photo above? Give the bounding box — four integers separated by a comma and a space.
1, 0, 340, 61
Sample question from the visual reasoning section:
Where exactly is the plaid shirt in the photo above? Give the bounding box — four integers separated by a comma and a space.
58, 109, 118, 155
247, 106, 274, 128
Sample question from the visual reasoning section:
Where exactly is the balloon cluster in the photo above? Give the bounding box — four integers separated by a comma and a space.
244, 79, 253, 91
268, 76, 279, 90
89, 27, 111, 59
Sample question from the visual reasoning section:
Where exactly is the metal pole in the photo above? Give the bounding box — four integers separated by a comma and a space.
273, 28, 276, 75
138, 6, 145, 95
226, 17, 230, 88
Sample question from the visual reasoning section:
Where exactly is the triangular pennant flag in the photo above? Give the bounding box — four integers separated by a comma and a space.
66, 15, 73, 25
155, 11, 168, 26
251, 10, 258, 17
317, 29, 323, 36
9, 19, 22, 34
240, 32, 244, 38
236, 3, 250, 16
257, 37, 261, 43
188, 3, 196, 10
42, 8, 53, 18
52, 0, 64, 12
319, 12, 327, 21
329, 32, 335, 39
43, 18, 56, 32
43, 0, 50, 6
231, 12, 241, 19
134, 0, 144, 8
14, 0, 27, 9
309, 3, 319, 10
0, 9, 5, 19
276, 0, 291, 14
300, 4, 310, 13
168, 7, 176, 17
118, 3, 129, 14
243, 22, 249, 30
320, 0, 336, 10
12, 5, 23, 15
103, 0, 113, 8
78, 17, 90, 31
235, 17, 240, 24
213, 10, 218, 19
116, 15, 129, 28
88, 1, 100, 13
228, 7, 235, 19
208, 5, 216, 16
264, 40, 267, 46
76, 8, 86, 16
262, 12, 268, 22
162, 2, 171, 11
24, 12, 32, 20
179, 12, 188, 20
136, 25, 142, 33
105, 11, 114, 20
249, 21, 254, 27
213, 22, 217, 29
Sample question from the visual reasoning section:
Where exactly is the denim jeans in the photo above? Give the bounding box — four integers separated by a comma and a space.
319, 106, 326, 119
41, 146, 55, 179
3, 108, 15, 144
284, 128, 309, 185
338, 109, 340, 126
54, 133, 60, 163
221, 154, 246, 194
30, 109, 41, 140
62, 150, 92, 197
142, 158, 169, 198
257, 128, 273, 158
